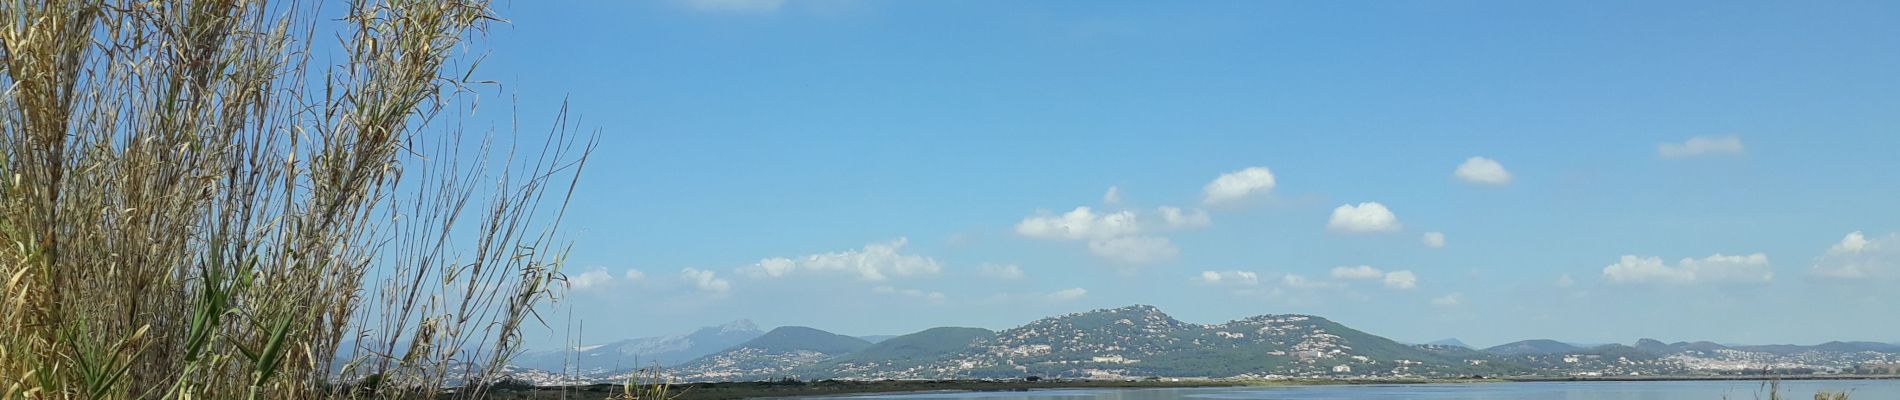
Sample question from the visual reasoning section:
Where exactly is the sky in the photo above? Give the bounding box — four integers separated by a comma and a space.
468, 0, 1900, 349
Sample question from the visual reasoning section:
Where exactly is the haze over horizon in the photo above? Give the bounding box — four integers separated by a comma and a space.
472, 0, 1900, 350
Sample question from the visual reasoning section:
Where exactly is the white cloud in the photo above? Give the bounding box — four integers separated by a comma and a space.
1422, 232, 1446, 248
679, 0, 783, 13
1047, 288, 1088, 301
1330, 265, 1385, 280
1329, 266, 1416, 289
1202, 167, 1276, 206
1602, 253, 1773, 285
978, 264, 1026, 281
874, 286, 947, 303
1658, 135, 1745, 158
802, 238, 941, 280
1156, 206, 1212, 229
571, 268, 616, 291
1019, 203, 1202, 267
1194, 270, 1261, 285
1327, 202, 1402, 233
1812, 231, 1899, 279
1279, 273, 1335, 289
741, 238, 941, 281
1556, 274, 1576, 288
569, 268, 647, 291
1087, 236, 1179, 265
1834, 231, 1873, 252
1383, 270, 1418, 289
1453, 157, 1512, 185
1018, 189, 1215, 268
748, 257, 795, 278
1016, 207, 1142, 240
1431, 293, 1464, 307
681, 268, 731, 294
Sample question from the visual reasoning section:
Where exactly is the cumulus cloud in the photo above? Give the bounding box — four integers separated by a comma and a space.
1327, 202, 1402, 233
681, 268, 732, 294
749, 257, 795, 278
1327, 266, 1415, 289
800, 238, 941, 280
1202, 167, 1276, 206
571, 268, 617, 291
1103, 186, 1123, 205
1811, 231, 1899, 279
1087, 236, 1179, 265
569, 268, 646, 291
1602, 253, 1773, 285
740, 238, 941, 281
1016, 207, 1142, 240
1195, 270, 1261, 285
1658, 135, 1745, 158
1453, 157, 1512, 185
978, 264, 1026, 280
1422, 232, 1446, 248
1157, 206, 1212, 229
1019, 200, 1208, 267
1556, 274, 1576, 288
678, 0, 783, 13
874, 286, 947, 303
1331, 265, 1385, 280
1382, 270, 1418, 289
1279, 273, 1335, 289
1431, 293, 1464, 307
1047, 288, 1088, 301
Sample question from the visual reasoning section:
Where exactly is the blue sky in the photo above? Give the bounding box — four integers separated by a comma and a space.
474, 0, 1900, 349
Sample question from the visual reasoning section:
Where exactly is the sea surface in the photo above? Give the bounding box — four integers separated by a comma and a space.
817, 380, 1900, 400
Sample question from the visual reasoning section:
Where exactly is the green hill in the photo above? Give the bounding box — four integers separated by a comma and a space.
862, 305, 1512, 379
741, 326, 874, 355
1484, 339, 1582, 355
830, 327, 993, 364
670, 326, 872, 381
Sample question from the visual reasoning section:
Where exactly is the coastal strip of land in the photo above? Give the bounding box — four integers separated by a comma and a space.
483, 375, 1900, 400
1502, 374, 1900, 382
484, 377, 1473, 400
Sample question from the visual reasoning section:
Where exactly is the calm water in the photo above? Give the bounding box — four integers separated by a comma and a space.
819, 380, 1900, 400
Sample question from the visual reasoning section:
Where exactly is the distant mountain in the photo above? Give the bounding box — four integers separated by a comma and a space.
1677, 341, 1731, 353
835, 305, 1516, 380
1586, 344, 1659, 361
501, 306, 1900, 385
857, 335, 899, 344
1812, 341, 1900, 353
832, 328, 993, 364
818, 327, 995, 376
1634, 338, 1730, 355
512, 320, 762, 373
1633, 338, 1674, 354
1484, 339, 1582, 355
740, 326, 875, 354
1734, 341, 1900, 355
670, 326, 873, 381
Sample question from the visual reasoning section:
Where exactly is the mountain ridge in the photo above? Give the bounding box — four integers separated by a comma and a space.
511, 319, 763, 373
505, 306, 1900, 384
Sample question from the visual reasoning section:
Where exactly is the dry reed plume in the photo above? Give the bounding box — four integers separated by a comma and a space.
0, 0, 593, 398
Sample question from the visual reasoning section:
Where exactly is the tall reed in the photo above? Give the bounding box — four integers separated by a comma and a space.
0, 0, 592, 398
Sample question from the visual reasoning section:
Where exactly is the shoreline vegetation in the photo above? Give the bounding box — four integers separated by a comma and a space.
0, 0, 590, 398
483, 376, 1896, 400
